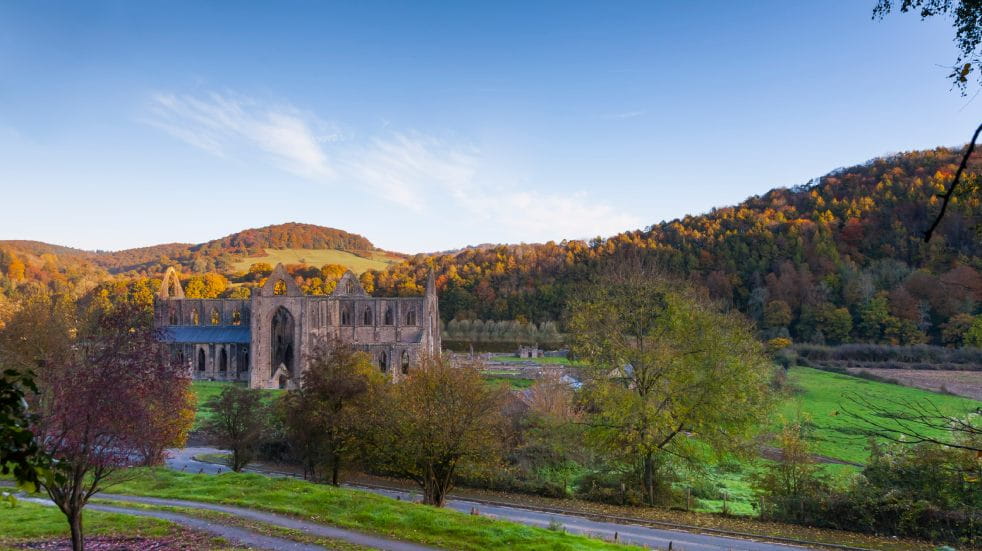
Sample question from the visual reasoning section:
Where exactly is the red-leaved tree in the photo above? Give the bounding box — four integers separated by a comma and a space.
20, 300, 193, 551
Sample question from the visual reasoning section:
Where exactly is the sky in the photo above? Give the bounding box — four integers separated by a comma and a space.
0, 1, 977, 253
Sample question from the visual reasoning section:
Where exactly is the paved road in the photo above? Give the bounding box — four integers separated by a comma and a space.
167, 448, 821, 551
21, 496, 324, 551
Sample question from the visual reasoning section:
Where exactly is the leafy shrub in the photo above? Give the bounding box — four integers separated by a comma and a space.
794, 344, 982, 369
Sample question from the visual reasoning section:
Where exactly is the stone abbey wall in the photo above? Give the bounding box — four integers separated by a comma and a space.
153, 264, 441, 389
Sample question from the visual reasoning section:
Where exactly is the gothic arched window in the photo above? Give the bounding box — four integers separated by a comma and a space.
232, 310, 242, 326
405, 308, 417, 326
191, 309, 200, 326
210, 308, 221, 325
341, 305, 351, 326
363, 306, 373, 325
384, 306, 394, 325
379, 351, 388, 373
401, 351, 410, 375
197, 348, 206, 372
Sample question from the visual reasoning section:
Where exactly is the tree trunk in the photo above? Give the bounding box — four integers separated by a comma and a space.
642, 452, 655, 507
330, 454, 340, 487
68, 508, 84, 551
422, 467, 447, 507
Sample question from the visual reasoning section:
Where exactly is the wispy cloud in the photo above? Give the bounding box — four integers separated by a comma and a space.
146, 92, 338, 179
144, 90, 639, 241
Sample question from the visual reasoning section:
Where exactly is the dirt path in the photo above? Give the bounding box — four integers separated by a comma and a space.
96, 493, 436, 551
20, 497, 325, 551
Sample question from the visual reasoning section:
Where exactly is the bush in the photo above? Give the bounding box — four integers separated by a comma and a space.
794, 344, 982, 369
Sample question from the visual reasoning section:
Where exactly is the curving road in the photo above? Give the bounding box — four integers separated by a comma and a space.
167, 448, 823, 551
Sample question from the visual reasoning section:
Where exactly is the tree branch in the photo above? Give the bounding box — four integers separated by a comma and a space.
924, 121, 982, 241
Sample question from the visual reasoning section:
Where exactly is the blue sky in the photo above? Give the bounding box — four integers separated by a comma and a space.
0, 1, 976, 253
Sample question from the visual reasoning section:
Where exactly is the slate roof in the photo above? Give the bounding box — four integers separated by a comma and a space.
162, 326, 251, 344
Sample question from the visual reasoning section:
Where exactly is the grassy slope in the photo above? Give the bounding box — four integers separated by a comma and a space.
0, 500, 176, 543
776, 367, 981, 465
230, 248, 397, 274
113, 469, 638, 551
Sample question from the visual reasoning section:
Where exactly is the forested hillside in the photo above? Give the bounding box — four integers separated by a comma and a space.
1, 147, 979, 346
365, 147, 981, 346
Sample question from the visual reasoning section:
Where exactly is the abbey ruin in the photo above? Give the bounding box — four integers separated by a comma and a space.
154, 264, 441, 389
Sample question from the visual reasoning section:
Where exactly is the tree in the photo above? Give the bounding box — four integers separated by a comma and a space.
965, 315, 982, 347
874, 0, 982, 93
5, 301, 193, 551
203, 385, 269, 472
361, 355, 508, 506
940, 312, 975, 346
0, 369, 47, 489
752, 418, 824, 515
279, 339, 379, 485
248, 262, 274, 281
567, 269, 773, 506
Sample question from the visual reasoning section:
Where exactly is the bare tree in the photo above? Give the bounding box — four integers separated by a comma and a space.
843, 392, 981, 452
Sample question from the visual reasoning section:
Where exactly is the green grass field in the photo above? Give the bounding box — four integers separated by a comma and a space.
230, 248, 399, 274
191, 381, 281, 429
775, 367, 981, 465
113, 469, 638, 551
484, 376, 535, 389
497, 355, 577, 365
0, 500, 178, 545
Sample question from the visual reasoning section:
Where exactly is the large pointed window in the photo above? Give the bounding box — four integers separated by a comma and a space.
271, 306, 296, 375
341, 304, 352, 326
405, 308, 417, 326
363, 306, 373, 325
383, 306, 394, 325
197, 348, 206, 372
210, 308, 221, 325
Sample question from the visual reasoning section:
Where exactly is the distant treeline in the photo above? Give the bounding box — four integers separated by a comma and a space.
442, 319, 564, 349
795, 343, 982, 370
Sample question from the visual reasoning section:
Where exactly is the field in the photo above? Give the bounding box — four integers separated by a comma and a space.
113, 469, 639, 551
844, 367, 982, 400
774, 367, 981, 465
191, 381, 281, 429
230, 248, 400, 274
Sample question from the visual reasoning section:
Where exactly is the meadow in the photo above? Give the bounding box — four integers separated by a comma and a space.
230, 248, 398, 274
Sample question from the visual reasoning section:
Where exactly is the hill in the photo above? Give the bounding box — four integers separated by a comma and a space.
0, 223, 394, 279
1, 147, 979, 347
364, 146, 981, 347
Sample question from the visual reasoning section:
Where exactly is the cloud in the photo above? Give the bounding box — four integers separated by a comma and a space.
146, 91, 337, 179
145, 90, 639, 241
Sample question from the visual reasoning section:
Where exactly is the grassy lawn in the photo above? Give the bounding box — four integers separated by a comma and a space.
112, 468, 639, 551
0, 499, 178, 543
775, 367, 981, 465
484, 376, 535, 389
496, 355, 576, 365
230, 248, 398, 274
191, 381, 281, 429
